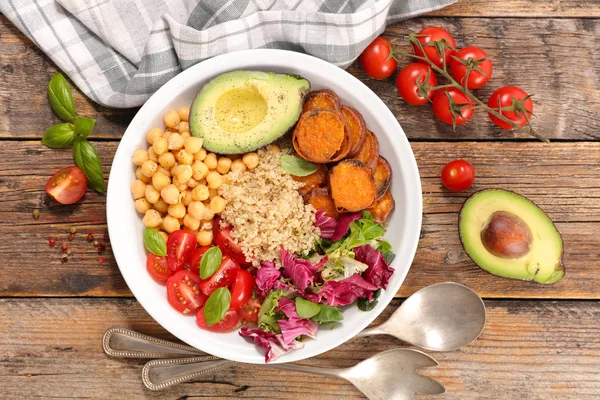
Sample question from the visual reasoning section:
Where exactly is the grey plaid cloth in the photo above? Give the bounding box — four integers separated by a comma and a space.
2, 0, 454, 108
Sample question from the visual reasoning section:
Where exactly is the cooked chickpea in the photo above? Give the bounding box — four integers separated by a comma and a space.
161, 184, 180, 205
210, 196, 226, 213
216, 157, 232, 174
208, 188, 219, 199
179, 107, 190, 122
183, 214, 200, 231
180, 131, 191, 139
130, 179, 146, 199
164, 110, 181, 129
168, 133, 185, 151
151, 173, 170, 191
153, 138, 168, 155
242, 152, 259, 169
147, 147, 158, 162
230, 159, 247, 174
177, 149, 193, 165
201, 206, 215, 221
141, 160, 158, 178
132, 149, 148, 166
173, 164, 193, 183
154, 198, 169, 213
168, 202, 186, 219
204, 153, 218, 170
184, 137, 202, 154
134, 198, 151, 214
187, 201, 205, 220
196, 230, 213, 246
136, 167, 150, 183
162, 215, 180, 233
142, 209, 162, 228
147, 128, 163, 145
193, 148, 207, 161
159, 231, 169, 242
266, 144, 280, 154
191, 184, 210, 201
180, 190, 192, 206
157, 166, 171, 177
187, 178, 199, 188
206, 171, 224, 189
192, 160, 209, 180
172, 176, 188, 192
178, 121, 190, 134
158, 152, 176, 169
145, 185, 160, 204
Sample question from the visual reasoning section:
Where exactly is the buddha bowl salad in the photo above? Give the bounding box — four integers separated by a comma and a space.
130, 71, 396, 362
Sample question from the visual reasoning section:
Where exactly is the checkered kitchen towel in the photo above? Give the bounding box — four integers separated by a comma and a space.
2, 0, 454, 108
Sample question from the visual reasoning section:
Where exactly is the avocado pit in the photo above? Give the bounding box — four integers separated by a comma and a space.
481, 211, 532, 258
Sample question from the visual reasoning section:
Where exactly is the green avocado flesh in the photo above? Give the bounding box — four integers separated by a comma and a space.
459, 189, 564, 284
189, 70, 310, 154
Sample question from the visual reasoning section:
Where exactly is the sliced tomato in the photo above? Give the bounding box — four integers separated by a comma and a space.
146, 254, 170, 283
196, 307, 240, 333
215, 227, 248, 265
229, 269, 255, 311
166, 230, 197, 273
189, 246, 212, 276
237, 297, 262, 322
166, 270, 206, 314
212, 216, 223, 239
45, 166, 87, 205
198, 255, 239, 296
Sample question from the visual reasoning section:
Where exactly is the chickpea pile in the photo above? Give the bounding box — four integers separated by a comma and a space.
130, 107, 260, 246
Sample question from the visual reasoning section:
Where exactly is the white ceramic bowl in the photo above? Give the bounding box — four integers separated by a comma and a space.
107, 49, 422, 364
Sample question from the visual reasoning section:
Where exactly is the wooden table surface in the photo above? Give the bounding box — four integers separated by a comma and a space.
1, 1, 599, 398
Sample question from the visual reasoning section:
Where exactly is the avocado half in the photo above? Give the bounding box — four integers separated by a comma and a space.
189, 70, 310, 154
459, 189, 564, 284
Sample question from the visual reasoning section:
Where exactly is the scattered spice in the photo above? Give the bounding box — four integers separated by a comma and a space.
61, 243, 68, 251
68, 234, 74, 241
66, 249, 72, 256
32, 209, 40, 219
97, 242, 106, 252
61, 254, 68, 263
104, 232, 109, 241
93, 240, 99, 247
87, 233, 94, 242
49, 238, 56, 246
70, 227, 77, 234
98, 256, 105, 264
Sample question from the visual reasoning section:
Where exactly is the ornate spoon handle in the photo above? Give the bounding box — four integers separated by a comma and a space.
102, 327, 208, 358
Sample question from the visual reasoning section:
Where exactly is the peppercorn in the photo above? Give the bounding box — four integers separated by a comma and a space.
87, 233, 94, 242
70, 227, 77, 234
68, 234, 74, 241
66, 249, 72, 256
104, 232, 109, 241
97, 242, 106, 252
61, 254, 68, 263
32, 209, 40, 219
61, 243, 68, 251
98, 256, 105, 264
93, 240, 99, 247
49, 238, 56, 246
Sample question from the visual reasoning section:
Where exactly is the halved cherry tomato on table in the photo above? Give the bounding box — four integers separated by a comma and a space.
441, 159, 475, 192
487, 86, 533, 130
146, 254, 170, 283
396, 63, 438, 106
449, 46, 493, 90
44, 166, 87, 205
412, 26, 456, 68
198, 255, 240, 296
237, 297, 262, 322
166, 230, 197, 273
229, 269, 255, 311
189, 246, 212, 276
432, 88, 475, 126
215, 227, 248, 265
196, 307, 240, 333
167, 270, 207, 314
359, 37, 397, 80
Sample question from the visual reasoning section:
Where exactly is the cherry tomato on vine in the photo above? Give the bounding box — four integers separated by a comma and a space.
441, 159, 475, 191
432, 88, 475, 126
449, 46, 493, 89
359, 37, 397, 80
396, 63, 438, 106
412, 26, 456, 68
487, 86, 533, 130
45, 166, 87, 205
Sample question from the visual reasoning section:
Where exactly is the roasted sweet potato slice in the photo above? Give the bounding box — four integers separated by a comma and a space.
340, 105, 367, 157
306, 187, 338, 218
293, 109, 346, 163
329, 160, 377, 212
350, 130, 379, 172
302, 90, 341, 114
328, 125, 352, 162
293, 164, 328, 196
367, 190, 395, 224
373, 156, 392, 200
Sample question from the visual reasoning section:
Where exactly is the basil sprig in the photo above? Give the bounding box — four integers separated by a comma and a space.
280, 155, 318, 176
204, 287, 231, 326
74, 116, 96, 137
200, 246, 222, 279
73, 136, 104, 193
42, 123, 77, 148
48, 73, 76, 121
143, 227, 167, 256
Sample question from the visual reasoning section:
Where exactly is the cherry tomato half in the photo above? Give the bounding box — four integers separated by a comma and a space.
167, 270, 207, 314
212, 216, 223, 239
396, 63, 438, 106
166, 230, 197, 273
487, 86, 533, 130
189, 246, 212, 276
359, 37, 397, 80
215, 227, 248, 265
237, 297, 262, 322
198, 255, 240, 296
229, 269, 255, 311
441, 159, 475, 191
196, 307, 240, 333
432, 89, 475, 126
412, 26, 456, 68
449, 46, 493, 90
146, 254, 170, 283
44, 166, 87, 205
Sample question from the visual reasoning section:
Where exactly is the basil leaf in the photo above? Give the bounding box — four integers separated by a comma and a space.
41, 123, 76, 148
48, 72, 76, 122
280, 155, 318, 176
204, 287, 231, 327
311, 304, 343, 323
143, 227, 166, 256
74, 116, 96, 137
200, 246, 222, 279
295, 297, 321, 319
73, 136, 104, 193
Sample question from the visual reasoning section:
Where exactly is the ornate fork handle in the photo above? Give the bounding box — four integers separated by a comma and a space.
102, 327, 208, 358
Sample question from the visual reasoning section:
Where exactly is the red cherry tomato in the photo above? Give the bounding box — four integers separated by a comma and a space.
441, 159, 475, 191
432, 89, 475, 126
237, 297, 262, 322
44, 166, 87, 205
359, 37, 397, 80
189, 246, 212, 276
198, 255, 240, 296
166, 230, 197, 273
396, 63, 438, 106
487, 86, 533, 130
449, 46, 493, 89
146, 254, 171, 283
196, 307, 240, 333
229, 270, 255, 311
412, 26, 456, 68
166, 270, 207, 314
215, 227, 248, 265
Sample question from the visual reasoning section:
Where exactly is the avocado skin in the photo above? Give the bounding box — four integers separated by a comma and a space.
458, 189, 565, 284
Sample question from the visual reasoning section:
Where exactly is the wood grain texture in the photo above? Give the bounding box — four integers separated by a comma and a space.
2, 16, 598, 141
0, 298, 598, 399
428, 0, 600, 18
1, 141, 598, 298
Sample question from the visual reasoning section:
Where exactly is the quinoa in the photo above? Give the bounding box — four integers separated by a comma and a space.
218, 146, 320, 266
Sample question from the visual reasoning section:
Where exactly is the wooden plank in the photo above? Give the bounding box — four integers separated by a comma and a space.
428, 0, 600, 18
2, 16, 599, 141
0, 298, 598, 399
1, 141, 599, 298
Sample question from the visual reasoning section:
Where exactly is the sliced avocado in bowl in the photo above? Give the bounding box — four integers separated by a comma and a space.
459, 189, 564, 284
189, 70, 310, 154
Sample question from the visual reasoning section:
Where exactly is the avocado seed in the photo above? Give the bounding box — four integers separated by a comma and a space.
481, 211, 533, 258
